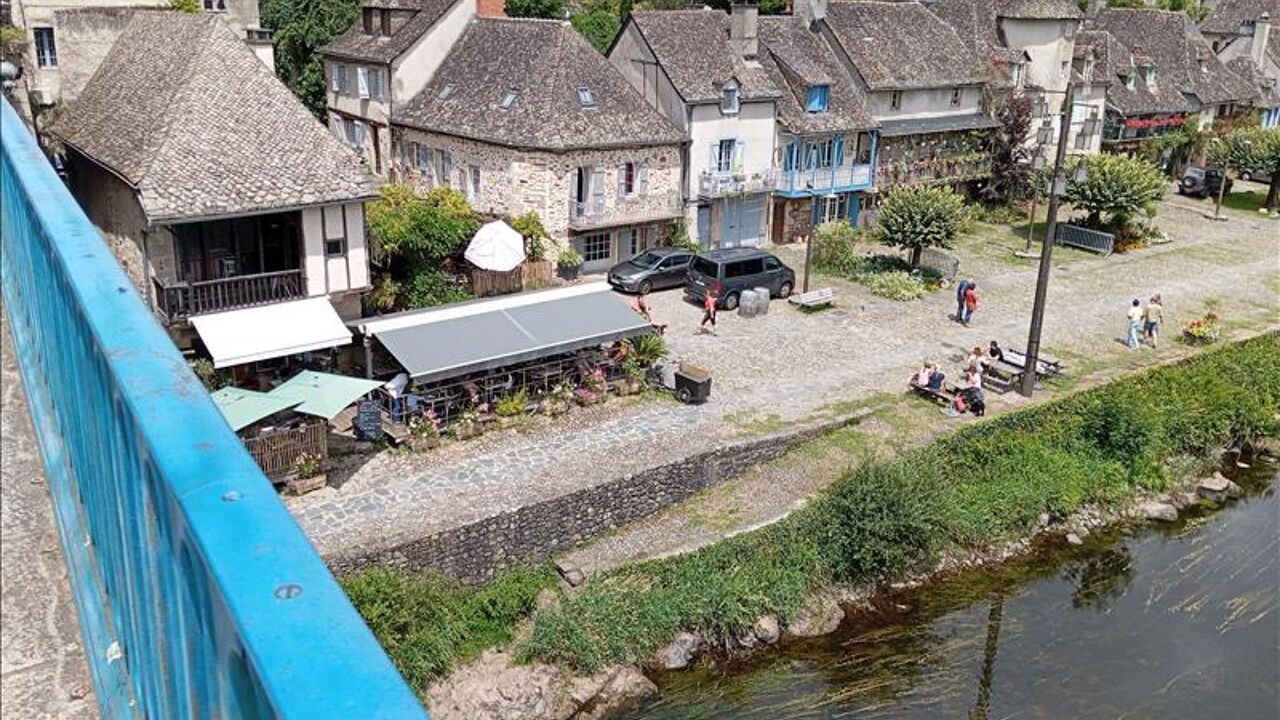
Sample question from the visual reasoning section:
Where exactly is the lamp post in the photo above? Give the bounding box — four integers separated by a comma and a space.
1211, 138, 1228, 222
1020, 81, 1085, 398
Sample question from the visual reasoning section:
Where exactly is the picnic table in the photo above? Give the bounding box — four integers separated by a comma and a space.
1001, 348, 1064, 378
909, 379, 959, 406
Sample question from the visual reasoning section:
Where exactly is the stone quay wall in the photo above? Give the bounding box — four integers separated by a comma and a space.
326, 415, 862, 583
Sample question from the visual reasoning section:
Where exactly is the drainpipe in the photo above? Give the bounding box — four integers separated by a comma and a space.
363, 334, 373, 379
141, 227, 154, 310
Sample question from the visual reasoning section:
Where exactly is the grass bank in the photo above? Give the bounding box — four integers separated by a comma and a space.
343, 335, 1280, 691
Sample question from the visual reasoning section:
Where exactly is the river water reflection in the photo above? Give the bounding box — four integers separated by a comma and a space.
620, 459, 1279, 720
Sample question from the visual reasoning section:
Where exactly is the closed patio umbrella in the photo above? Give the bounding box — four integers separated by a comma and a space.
465, 220, 525, 272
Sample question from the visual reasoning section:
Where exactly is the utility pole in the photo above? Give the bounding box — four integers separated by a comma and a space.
802, 233, 813, 293
1020, 81, 1075, 397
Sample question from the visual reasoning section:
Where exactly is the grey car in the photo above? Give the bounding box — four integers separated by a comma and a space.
607, 247, 694, 294
684, 248, 796, 310
1239, 167, 1273, 184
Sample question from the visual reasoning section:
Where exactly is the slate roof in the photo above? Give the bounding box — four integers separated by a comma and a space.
1086, 8, 1258, 107
757, 15, 877, 134
321, 0, 460, 63
1074, 28, 1196, 115
824, 1, 989, 90
393, 18, 684, 151
629, 9, 781, 104
930, 0, 1080, 63
48, 11, 378, 223
1227, 55, 1280, 106
1200, 0, 1279, 35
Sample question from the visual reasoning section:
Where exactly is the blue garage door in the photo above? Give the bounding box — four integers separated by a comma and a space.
721, 195, 764, 248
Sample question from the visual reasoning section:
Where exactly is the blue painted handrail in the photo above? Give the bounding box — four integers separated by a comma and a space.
0, 99, 426, 718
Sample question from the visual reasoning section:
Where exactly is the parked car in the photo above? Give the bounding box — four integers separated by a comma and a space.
607, 247, 694, 294
684, 248, 796, 310
1178, 167, 1233, 198
1239, 167, 1273, 184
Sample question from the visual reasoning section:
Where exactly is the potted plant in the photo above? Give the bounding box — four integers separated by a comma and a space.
1181, 313, 1221, 345
451, 407, 484, 440
557, 248, 584, 281
407, 410, 442, 452
576, 367, 608, 405
287, 452, 326, 495
540, 382, 573, 417
494, 390, 529, 427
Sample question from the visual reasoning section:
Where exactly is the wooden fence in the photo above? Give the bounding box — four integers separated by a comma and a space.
470, 260, 555, 297
243, 421, 328, 480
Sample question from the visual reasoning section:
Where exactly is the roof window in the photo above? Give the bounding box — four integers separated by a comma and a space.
577, 86, 596, 108
439, 83, 455, 100
500, 89, 519, 109
806, 84, 830, 113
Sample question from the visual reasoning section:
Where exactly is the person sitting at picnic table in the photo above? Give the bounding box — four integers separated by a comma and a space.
926, 364, 947, 391
988, 340, 1004, 363
967, 346, 987, 373
964, 367, 986, 417
911, 362, 934, 387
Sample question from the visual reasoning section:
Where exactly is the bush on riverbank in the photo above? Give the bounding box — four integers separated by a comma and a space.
520, 335, 1280, 672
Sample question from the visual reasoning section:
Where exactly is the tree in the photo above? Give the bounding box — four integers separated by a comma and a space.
262, 0, 361, 118
505, 0, 565, 18
1064, 154, 1166, 230
872, 185, 967, 267
571, 9, 619, 53
1211, 126, 1280, 212
982, 90, 1034, 205
169, 0, 201, 12
366, 185, 481, 310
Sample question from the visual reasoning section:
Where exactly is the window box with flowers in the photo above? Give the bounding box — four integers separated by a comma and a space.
286, 452, 327, 496
540, 382, 574, 417
452, 407, 485, 440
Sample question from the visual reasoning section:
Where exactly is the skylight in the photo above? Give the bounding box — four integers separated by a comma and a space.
500, 89, 519, 109
438, 83, 455, 100
577, 86, 596, 108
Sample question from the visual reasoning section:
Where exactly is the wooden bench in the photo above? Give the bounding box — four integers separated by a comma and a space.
909, 380, 958, 405
790, 287, 835, 309
1002, 349, 1065, 378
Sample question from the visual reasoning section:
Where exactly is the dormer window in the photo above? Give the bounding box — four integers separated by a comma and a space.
363, 8, 392, 36
890, 90, 902, 110
1083, 58, 1094, 80
806, 84, 830, 113
577, 86, 596, 108
721, 81, 740, 115
950, 87, 961, 107
500, 89, 519, 109
438, 83, 455, 100
1125, 73, 1135, 91
1143, 67, 1156, 87
203, 0, 227, 10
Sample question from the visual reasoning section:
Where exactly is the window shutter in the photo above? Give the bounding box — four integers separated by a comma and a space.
833, 135, 845, 167
733, 140, 744, 171
329, 116, 342, 139
592, 168, 606, 199
618, 164, 627, 199
638, 161, 649, 195
570, 168, 581, 204
357, 67, 370, 99
709, 143, 719, 174
331, 65, 340, 93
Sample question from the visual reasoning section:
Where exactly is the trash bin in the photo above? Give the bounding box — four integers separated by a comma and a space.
754, 286, 771, 315
737, 289, 758, 317
674, 362, 712, 404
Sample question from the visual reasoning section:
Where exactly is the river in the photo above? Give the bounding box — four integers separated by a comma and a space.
619, 456, 1279, 720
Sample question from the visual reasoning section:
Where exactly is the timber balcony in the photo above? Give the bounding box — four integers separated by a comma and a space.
567, 188, 682, 231
1, 98, 426, 718
153, 268, 305, 321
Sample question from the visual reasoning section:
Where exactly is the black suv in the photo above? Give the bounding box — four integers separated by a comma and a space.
1179, 167, 1233, 198
685, 248, 796, 310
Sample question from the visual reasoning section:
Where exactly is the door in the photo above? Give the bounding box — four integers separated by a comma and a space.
770, 200, 786, 244
696, 205, 711, 249
656, 253, 692, 288
720, 195, 764, 248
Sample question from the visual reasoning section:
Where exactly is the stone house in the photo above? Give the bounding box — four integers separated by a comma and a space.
47, 11, 379, 365
816, 0, 1000, 194
610, 6, 781, 249
1202, 3, 1279, 128
7, 0, 272, 123
1083, 6, 1258, 160
391, 18, 686, 274
318, 0, 484, 174
930, 0, 1106, 154
757, 12, 879, 240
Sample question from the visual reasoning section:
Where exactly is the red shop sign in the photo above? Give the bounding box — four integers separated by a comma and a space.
1124, 115, 1186, 130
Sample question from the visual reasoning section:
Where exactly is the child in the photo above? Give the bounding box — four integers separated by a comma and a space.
699, 283, 719, 336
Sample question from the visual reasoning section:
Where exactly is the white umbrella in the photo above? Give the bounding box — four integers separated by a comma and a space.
465, 220, 526, 272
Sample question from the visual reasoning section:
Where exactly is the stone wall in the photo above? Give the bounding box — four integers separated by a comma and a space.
780, 196, 815, 244
326, 415, 861, 583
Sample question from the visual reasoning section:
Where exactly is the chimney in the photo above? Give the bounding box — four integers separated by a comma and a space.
476, 0, 505, 18
1253, 13, 1272, 69
730, 2, 759, 61
796, 0, 827, 29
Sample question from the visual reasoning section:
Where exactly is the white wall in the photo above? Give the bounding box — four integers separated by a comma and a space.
687, 100, 777, 194
302, 201, 370, 297
391, 0, 476, 105
866, 86, 984, 120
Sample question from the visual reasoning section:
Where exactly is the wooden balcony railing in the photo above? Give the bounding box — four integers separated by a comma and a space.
154, 269, 305, 321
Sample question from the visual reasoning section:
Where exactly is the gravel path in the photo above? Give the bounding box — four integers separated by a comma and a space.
289, 199, 1279, 565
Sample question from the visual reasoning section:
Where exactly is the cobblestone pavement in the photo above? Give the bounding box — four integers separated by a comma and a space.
290, 198, 1280, 564
1, 311, 95, 719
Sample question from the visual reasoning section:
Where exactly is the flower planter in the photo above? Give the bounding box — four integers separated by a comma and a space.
452, 421, 483, 440
285, 473, 327, 497
540, 400, 569, 417
557, 265, 582, 282
408, 435, 441, 453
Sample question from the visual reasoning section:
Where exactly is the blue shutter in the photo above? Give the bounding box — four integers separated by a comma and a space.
783, 142, 796, 172
833, 135, 845, 167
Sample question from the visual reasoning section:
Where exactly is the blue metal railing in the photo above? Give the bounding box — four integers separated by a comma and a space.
775, 162, 875, 197
0, 100, 425, 718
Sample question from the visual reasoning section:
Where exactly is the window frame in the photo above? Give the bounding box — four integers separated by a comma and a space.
715, 139, 736, 174
325, 238, 347, 257
577, 86, 596, 108
621, 161, 637, 196
889, 90, 902, 111
579, 232, 612, 263
721, 81, 740, 115
33, 27, 57, 68
949, 87, 961, 107
805, 84, 830, 113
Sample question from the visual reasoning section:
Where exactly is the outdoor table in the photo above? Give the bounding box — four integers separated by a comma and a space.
1003, 349, 1063, 378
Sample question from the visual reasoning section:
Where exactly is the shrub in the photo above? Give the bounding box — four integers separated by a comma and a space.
872, 185, 967, 267
662, 220, 700, 252
1065, 154, 1166, 232
293, 452, 323, 479
557, 248, 584, 269
504, 0, 565, 18
509, 211, 550, 261
859, 270, 927, 301
811, 221, 861, 276
495, 390, 529, 417
627, 334, 668, 367
403, 269, 473, 309
189, 357, 231, 390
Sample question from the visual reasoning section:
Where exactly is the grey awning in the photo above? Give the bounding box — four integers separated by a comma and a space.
878, 113, 1000, 138
357, 283, 652, 383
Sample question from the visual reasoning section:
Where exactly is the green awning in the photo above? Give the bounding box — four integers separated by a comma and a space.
268, 371, 384, 421
210, 386, 301, 431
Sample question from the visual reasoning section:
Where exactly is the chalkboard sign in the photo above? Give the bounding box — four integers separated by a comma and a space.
355, 399, 383, 442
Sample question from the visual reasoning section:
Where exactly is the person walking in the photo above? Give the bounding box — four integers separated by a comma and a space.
1125, 298, 1143, 349
955, 277, 973, 323
962, 283, 979, 327
699, 283, 719, 336
1143, 294, 1163, 348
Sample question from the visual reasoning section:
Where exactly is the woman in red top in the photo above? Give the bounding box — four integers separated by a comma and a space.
963, 283, 979, 327
700, 283, 719, 336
